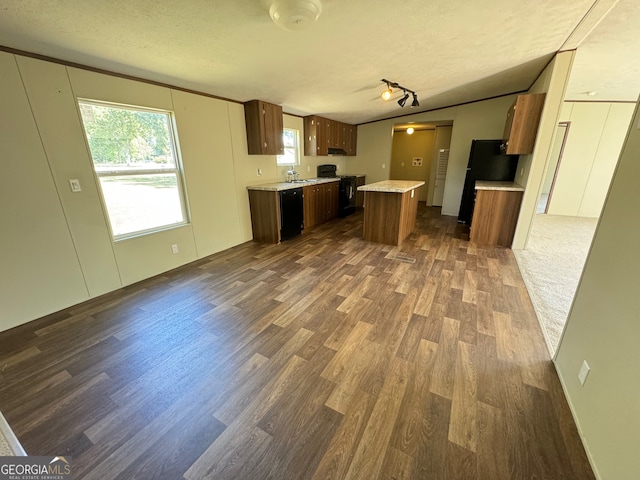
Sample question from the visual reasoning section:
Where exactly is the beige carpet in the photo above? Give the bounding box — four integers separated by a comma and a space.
514, 214, 598, 356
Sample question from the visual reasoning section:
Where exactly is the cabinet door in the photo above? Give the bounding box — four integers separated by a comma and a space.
263, 102, 284, 155
303, 185, 316, 229
329, 120, 340, 149
316, 117, 328, 156
502, 93, 545, 155
316, 185, 326, 223
244, 100, 284, 155
303, 116, 317, 156
328, 182, 339, 218
347, 125, 358, 156
338, 123, 349, 150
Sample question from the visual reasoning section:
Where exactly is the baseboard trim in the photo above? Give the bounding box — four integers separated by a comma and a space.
553, 362, 601, 480
0, 411, 27, 456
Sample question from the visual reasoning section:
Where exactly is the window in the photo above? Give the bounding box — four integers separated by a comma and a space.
78, 100, 188, 239
277, 128, 300, 165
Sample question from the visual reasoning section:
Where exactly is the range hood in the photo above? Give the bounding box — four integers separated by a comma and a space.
328, 147, 347, 156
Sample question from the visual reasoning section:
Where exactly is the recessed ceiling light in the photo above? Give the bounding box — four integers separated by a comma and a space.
585, 91, 597, 96
407, 127, 415, 135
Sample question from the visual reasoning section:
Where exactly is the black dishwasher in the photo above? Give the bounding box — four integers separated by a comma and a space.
279, 188, 303, 241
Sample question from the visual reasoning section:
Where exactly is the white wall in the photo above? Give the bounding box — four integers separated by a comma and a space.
349, 95, 518, 217
555, 99, 640, 480
390, 129, 435, 202
547, 101, 635, 218
0, 53, 90, 328
512, 51, 575, 249
0, 51, 344, 332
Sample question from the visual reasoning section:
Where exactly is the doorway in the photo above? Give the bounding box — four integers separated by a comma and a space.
389, 123, 452, 206
537, 122, 569, 213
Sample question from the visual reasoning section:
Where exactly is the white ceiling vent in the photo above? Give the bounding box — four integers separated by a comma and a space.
269, 0, 322, 31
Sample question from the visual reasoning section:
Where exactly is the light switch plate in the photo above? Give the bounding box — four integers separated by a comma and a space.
69, 179, 82, 192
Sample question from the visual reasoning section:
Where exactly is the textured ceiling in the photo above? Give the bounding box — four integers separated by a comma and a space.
0, 0, 637, 124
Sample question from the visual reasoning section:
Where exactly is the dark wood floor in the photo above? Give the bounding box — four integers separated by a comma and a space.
0, 206, 594, 479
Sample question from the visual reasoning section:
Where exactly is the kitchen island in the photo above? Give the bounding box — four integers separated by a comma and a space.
358, 180, 425, 246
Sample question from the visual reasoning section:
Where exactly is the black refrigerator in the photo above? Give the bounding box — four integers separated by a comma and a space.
457, 140, 519, 225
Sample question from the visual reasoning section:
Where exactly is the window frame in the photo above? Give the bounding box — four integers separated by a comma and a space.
277, 128, 301, 166
78, 99, 190, 241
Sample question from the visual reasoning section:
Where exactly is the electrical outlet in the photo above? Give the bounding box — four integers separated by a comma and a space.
578, 360, 590, 385
171, 244, 179, 254
401, 162, 405, 167
382, 163, 386, 169
307, 165, 310, 172
257, 168, 263, 176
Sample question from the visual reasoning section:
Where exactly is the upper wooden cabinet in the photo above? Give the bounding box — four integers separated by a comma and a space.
501, 93, 546, 155
244, 100, 284, 155
303, 115, 357, 156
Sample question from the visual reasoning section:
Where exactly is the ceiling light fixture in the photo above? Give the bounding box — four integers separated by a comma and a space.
269, 0, 322, 31
406, 127, 415, 135
398, 90, 410, 107
381, 81, 393, 100
380, 79, 419, 109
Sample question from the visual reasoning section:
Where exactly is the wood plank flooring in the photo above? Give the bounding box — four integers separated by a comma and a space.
0, 206, 595, 479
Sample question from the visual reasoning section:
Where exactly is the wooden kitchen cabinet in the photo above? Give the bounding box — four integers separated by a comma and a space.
346, 124, 357, 156
244, 100, 284, 155
303, 182, 339, 230
501, 93, 546, 155
303, 185, 318, 229
248, 189, 280, 243
326, 181, 339, 219
303, 115, 358, 156
470, 188, 523, 247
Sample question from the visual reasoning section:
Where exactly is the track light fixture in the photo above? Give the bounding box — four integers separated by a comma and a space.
398, 90, 410, 107
381, 81, 393, 100
380, 79, 419, 108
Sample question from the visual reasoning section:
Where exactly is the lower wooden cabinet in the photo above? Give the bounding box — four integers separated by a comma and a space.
470, 189, 523, 247
303, 182, 339, 230
248, 189, 280, 244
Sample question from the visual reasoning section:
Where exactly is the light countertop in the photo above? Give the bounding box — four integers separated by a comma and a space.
247, 177, 339, 192
475, 180, 525, 192
358, 180, 425, 193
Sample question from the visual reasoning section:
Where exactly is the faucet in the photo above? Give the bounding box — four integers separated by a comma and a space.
286, 169, 299, 182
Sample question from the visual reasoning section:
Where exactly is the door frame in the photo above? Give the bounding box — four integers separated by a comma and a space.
543, 121, 571, 214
